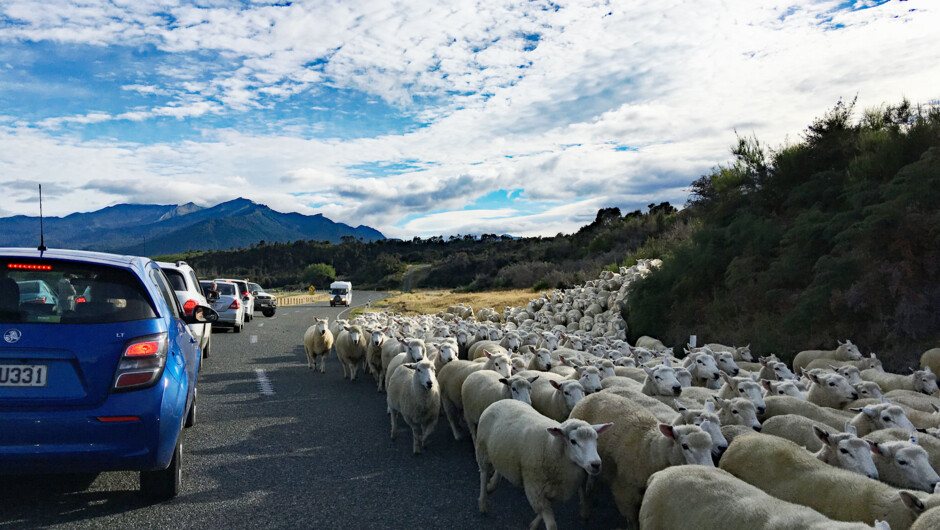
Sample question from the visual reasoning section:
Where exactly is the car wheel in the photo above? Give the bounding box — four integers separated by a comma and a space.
234, 323, 242, 333
184, 387, 196, 428
202, 335, 211, 359
140, 437, 182, 501
263, 309, 275, 317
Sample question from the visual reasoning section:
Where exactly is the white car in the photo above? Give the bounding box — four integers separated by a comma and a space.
159, 260, 213, 358
201, 280, 245, 333
214, 278, 254, 322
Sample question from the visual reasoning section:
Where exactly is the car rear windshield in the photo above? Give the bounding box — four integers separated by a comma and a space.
163, 269, 187, 291
216, 283, 236, 296
0, 259, 157, 324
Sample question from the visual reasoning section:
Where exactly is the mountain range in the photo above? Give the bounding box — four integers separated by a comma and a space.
0, 198, 385, 256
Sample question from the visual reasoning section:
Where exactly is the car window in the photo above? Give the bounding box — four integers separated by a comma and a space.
248, 283, 262, 292
188, 270, 201, 292
162, 269, 187, 291
216, 283, 236, 296
0, 259, 157, 324
151, 268, 184, 320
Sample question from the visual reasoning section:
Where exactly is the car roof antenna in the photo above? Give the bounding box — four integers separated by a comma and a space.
37, 184, 47, 252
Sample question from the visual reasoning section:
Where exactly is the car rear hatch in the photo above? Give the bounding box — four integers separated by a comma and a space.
0, 320, 162, 408
0, 258, 161, 409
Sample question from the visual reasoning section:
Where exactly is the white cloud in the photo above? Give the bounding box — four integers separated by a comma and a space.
0, 0, 937, 237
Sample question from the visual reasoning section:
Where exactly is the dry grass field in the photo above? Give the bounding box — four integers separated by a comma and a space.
360, 289, 540, 317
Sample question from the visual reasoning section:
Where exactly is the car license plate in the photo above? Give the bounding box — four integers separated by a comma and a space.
0, 364, 48, 387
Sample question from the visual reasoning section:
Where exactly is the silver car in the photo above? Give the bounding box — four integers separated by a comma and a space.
201, 280, 244, 333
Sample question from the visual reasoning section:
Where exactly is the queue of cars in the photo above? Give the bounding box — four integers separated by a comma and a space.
0, 248, 279, 501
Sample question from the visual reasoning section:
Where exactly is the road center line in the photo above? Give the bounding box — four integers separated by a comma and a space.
254, 369, 275, 396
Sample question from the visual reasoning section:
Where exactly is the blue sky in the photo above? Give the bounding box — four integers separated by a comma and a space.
0, 0, 937, 238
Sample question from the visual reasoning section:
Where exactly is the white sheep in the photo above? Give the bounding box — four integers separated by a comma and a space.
461, 371, 537, 442
570, 391, 713, 526
714, 396, 762, 431
761, 395, 855, 431
762, 416, 879, 478
672, 400, 729, 460
717, 372, 767, 414
883, 390, 940, 413
523, 370, 586, 422
302, 317, 334, 373
920, 348, 940, 378
720, 433, 939, 529
704, 343, 754, 362
805, 369, 860, 409
385, 339, 428, 389
475, 398, 611, 530
869, 435, 940, 492
805, 353, 884, 372
761, 379, 806, 399
365, 327, 389, 390
635, 335, 670, 353
857, 381, 885, 401
334, 324, 369, 381
386, 359, 441, 454
756, 358, 799, 382
850, 402, 918, 436
437, 352, 512, 440
641, 358, 683, 397
793, 340, 864, 375
866, 428, 940, 482
640, 466, 889, 530
862, 367, 939, 395
380, 336, 406, 382
681, 351, 722, 388
428, 337, 459, 374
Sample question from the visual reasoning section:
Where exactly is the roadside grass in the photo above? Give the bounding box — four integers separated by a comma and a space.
356, 289, 539, 318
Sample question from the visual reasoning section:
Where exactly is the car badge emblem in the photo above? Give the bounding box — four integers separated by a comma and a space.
3, 328, 22, 344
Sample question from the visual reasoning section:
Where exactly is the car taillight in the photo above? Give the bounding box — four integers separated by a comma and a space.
229, 299, 240, 309
75, 296, 87, 304
183, 299, 198, 316
113, 333, 168, 391
24, 297, 47, 304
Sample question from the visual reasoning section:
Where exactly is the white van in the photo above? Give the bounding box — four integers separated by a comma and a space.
329, 281, 352, 307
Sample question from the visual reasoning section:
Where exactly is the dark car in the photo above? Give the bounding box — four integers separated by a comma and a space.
247, 281, 277, 317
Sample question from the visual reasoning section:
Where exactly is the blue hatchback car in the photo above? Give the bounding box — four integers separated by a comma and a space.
0, 248, 217, 500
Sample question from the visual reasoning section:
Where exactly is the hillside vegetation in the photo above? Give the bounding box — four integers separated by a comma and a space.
175, 202, 683, 292
626, 99, 940, 369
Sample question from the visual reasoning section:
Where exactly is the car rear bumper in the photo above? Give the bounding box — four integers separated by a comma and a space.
0, 375, 185, 474
254, 299, 277, 310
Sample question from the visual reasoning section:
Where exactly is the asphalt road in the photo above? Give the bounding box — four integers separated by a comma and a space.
0, 292, 622, 529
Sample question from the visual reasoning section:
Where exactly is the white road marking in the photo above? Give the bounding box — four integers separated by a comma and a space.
250, 335, 258, 344
258, 322, 264, 327
255, 369, 275, 396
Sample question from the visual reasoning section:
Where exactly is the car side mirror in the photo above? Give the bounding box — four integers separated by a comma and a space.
185, 305, 219, 324
251, 291, 258, 295
243, 295, 250, 301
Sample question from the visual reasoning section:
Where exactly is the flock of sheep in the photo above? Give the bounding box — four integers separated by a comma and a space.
302, 259, 940, 530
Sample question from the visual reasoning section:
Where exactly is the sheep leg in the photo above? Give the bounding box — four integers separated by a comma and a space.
525, 488, 556, 530
341, 360, 349, 379
305, 348, 313, 369
411, 426, 421, 454
350, 362, 358, 381
442, 397, 464, 440
579, 475, 597, 519
377, 370, 385, 392
389, 409, 398, 440
477, 460, 493, 513
317, 354, 327, 374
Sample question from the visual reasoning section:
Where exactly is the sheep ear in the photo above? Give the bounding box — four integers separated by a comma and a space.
403, 363, 416, 371
663, 357, 672, 368
867, 440, 883, 455
674, 400, 687, 411
699, 419, 712, 431
761, 379, 773, 391
547, 427, 565, 438
528, 376, 539, 384
704, 401, 716, 414
925, 366, 933, 374
658, 424, 677, 440
812, 426, 831, 445
484, 350, 493, 359
550, 380, 562, 390
499, 378, 510, 386
899, 490, 926, 515
642, 365, 654, 377
720, 371, 733, 386
845, 423, 857, 436
861, 407, 877, 418
713, 397, 726, 408
593, 422, 614, 435
313, 317, 318, 322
